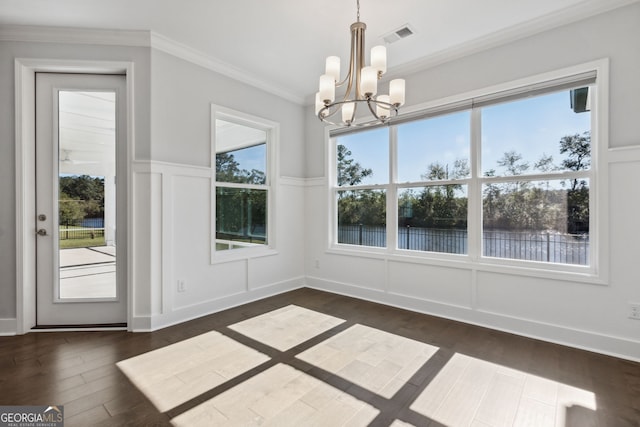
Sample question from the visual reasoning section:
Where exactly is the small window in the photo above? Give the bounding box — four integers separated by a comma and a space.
212, 107, 277, 258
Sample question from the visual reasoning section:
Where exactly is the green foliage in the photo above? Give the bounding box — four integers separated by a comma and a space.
58, 191, 85, 224
338, 190, 386, 226
58, 175, 104, 224
337, 144, 372, 187
335, 131, 590, 235
216, 151, 266, 185
482, 131, 591, 233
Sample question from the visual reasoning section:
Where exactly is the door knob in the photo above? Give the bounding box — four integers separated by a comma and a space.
37, 229, 48, 236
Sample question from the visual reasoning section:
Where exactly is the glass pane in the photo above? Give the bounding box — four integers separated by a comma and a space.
216, 119, 267, 184
335, 127, 388, 186
397, 111, 471, 182
58, 91, 116, 299
337, 189, 386, 247
398, 185, 468, 254
216, 144, 266, 184
216, 187, 267, 250
482, 178, 589, 265
481, 88, 592, 177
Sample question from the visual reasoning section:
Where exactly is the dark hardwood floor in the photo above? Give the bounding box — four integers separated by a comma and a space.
0, 288, 638, 426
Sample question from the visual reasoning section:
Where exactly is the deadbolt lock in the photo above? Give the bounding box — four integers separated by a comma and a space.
38, 214, 46, 221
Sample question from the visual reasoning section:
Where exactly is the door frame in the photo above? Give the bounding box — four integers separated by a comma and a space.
15, 58, 135, 333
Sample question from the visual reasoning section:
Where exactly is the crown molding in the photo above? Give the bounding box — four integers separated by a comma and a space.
387, 0, 640, 80
149, 32, 305, 105
0, 24, 305, 105
0, 24, 150, 46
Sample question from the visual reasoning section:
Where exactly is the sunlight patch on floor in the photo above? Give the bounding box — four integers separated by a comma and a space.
228, 305, 345, 351
117, 330, 269, 412
408, 352, 596, 427
171, 363, 379, 427
297, 324, 439, 398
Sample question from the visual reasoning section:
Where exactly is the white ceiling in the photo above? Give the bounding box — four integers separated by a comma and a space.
1, 0, 636, 103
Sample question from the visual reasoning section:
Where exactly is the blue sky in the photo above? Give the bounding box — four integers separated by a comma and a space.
335, 89, 591, 185
228, 144, 266, 174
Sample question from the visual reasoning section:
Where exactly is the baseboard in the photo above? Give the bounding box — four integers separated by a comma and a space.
305, 276, 640, 363
0, 318, 17, 336
130, 316, 152, 332
147, 276, 305, 332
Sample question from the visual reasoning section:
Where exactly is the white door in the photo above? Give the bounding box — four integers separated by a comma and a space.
35, 73, 127, 327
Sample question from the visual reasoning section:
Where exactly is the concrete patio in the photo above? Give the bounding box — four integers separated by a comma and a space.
59, 246, 116, 299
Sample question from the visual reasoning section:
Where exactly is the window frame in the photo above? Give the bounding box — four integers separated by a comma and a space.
328, 59, 609, 284
211, 104, 279, 263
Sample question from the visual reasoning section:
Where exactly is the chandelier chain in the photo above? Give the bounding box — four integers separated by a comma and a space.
357, 0, 360, 22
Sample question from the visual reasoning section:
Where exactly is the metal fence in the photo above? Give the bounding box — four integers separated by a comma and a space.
338, 224, 589, 265
59, 218, 105, 240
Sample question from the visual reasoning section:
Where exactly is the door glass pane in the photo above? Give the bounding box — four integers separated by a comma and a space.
58, 91, 117, 299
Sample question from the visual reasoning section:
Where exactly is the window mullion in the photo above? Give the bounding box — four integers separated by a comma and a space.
388, 125, 398, 251
468, 107, 482, 261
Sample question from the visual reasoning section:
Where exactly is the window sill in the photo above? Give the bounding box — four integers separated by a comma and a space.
326, 245, 607, 286
211, 247, 279, 264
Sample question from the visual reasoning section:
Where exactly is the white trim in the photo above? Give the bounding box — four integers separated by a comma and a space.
210, 104, 280, 264
327, 59, 610, 284
14, 58, 135, 334
150, 32, 304, 105
0, 25, 305, 105
0, 25, 150, 46
148, 277, 304, 332
608, 145, 640, 163
305, 277, 640, 362
132, 159, 211, 177
0, 319, 17, 336
385, 0, 639, 81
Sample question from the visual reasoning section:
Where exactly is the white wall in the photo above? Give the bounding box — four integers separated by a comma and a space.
0, 33, 306, 334
130, 49, 306, 330
304, 3, 640, 361
0, 38, 151, 330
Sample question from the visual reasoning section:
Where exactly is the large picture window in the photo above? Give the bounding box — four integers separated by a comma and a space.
212, 107, 277, 258
331, 66, 602, 274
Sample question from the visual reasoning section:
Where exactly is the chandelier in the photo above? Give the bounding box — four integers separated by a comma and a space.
315, 0, 405, 127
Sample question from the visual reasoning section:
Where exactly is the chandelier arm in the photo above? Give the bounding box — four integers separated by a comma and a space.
355, 24, 365, 101
365, 97, 384, 122
340, 23, 358, 102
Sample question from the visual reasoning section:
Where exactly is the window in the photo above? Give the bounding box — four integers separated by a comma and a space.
331, 64, 603, 274
212, 106, 277, 258
480, 91, 591, 265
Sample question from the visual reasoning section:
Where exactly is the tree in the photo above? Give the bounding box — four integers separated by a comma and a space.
560, 131, 591, 232
216, 152, 242, 183
58, 175, 105, 222
58, 191, 84, 224
337, 144, 372, 187
560, 132, 590, 190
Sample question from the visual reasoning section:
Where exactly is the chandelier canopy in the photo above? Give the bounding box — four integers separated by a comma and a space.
315, 0, 405, 127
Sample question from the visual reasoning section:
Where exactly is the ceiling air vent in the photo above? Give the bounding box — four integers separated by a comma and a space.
382, 24, 415, 44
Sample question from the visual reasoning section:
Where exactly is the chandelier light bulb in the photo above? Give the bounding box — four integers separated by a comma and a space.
361, 67, 377, 97
342, 102, 355, 124
390, 79, 406, 106
371, 46, 387, 75
319, 74, 335, 103
376, 95, 390, 119
315, 92, 325, 116
325, 56, 341, 82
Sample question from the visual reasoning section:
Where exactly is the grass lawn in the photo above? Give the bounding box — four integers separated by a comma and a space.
60, 236, 106, 249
